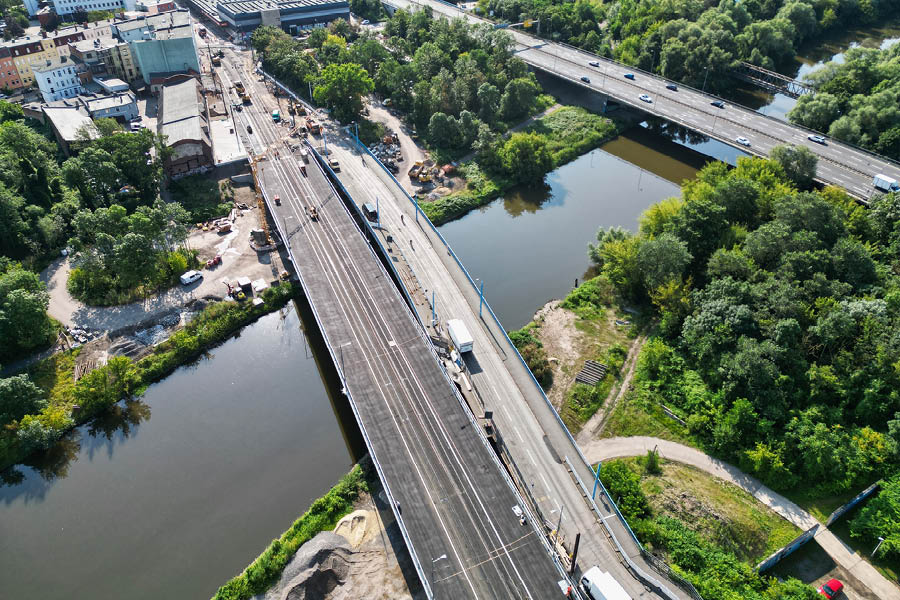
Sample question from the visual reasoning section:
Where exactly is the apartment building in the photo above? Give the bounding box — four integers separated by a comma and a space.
33, 57, 84, 102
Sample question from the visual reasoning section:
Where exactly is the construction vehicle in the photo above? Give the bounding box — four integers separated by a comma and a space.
308, 205, 318, 220
408, 160, 423, 179
211, 55, 221, 66
305, 117, 320, 134
299, 164, 307, 177
234, 81, 244, 93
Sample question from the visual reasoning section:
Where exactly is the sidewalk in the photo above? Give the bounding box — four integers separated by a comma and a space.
583, 436, 900, 600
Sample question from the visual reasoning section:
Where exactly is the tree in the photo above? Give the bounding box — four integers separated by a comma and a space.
0, 265, 54, 360
476, 82, 500, 123
314, 63, 374, 123
0, 374, 46, 425
498, 132, 552, 183
499, 77, 539, 121
599, 460, 651, 522
787, 93, 842, 133
850, 474, 900, 559
636, 233, 692, 291
769, 144, 818, 188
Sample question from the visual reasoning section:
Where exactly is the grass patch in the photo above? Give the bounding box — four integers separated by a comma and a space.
602, 387, 698, 447
781, 488, 860, 525
211, 463, 371, 600
357, 118, 388, 146
423, 106, 619, 225
625, 457, 801, 563
169, 175, 235, 222
1, 283, 299, 472
559, 341, 627, 432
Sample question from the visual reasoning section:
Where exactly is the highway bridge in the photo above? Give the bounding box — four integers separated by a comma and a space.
386, 0, 900, 202
215, 49, 578, 599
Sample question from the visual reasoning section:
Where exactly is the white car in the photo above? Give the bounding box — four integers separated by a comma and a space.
639, 94, 653, 103
736, 136, 751, 147
180, 270, 203, 285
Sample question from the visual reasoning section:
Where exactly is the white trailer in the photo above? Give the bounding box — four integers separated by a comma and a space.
580, 567, 632, 600
447, 319, 474, 353
873, 174, 899, 192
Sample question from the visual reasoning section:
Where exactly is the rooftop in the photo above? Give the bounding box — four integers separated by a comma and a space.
159, 78, 204, 144
218, 0, 346, 12
84, 91, 136, 111
70, 36, 120, 53
146, 23, 194, 40
31, 56, 75, 73
43, 106, 99, 142
115, 10, 191, 32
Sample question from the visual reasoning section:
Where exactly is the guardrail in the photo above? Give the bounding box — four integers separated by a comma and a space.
306, 141, 585, 599
259, 150, 436, 600
258, 57, 688, 600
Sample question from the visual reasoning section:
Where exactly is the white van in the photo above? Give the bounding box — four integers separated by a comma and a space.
580, 567, 632, 600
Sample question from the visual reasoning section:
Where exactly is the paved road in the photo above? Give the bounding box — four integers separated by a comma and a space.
218, 48, 572, 600
585, 436, 900, 600
387, 0, 900, 201
321, 123, 693, 599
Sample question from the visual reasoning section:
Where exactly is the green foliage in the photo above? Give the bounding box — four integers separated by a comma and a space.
508, 323, 553, 389
498, 131, 553, 183
0, 374, 47, 426
0, 263, 57, 361
314, 62, 374, 123
644, 448, 662, 475
850, 475, 900, 559
619, 156, 900, 495
789, 44, 900, 160
600, 460, 652, 522
769, 144, 817, 189
212, 464, 369, 600
67, 202, 195, 305
169, 175, 233, 222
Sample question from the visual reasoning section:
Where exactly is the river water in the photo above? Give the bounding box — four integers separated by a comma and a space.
0, 302, 360, 600
736, 22, 900, 122
438, 127, 710, 329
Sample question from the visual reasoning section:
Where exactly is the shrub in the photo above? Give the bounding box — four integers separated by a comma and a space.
600, 460, 651, 522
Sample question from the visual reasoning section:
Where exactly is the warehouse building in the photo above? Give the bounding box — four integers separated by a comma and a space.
217, 0, 349, 34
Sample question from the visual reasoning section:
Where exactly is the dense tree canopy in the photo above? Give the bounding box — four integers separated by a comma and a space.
0, 263, 56, 361
790, 44, 900, 160
592, 156, 900, 494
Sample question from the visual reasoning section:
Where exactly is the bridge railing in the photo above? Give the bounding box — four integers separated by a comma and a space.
402, 0, 900, 179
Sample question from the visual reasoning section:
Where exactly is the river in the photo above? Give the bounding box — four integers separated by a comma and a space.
0, 301, 360, 600
438, 126, 715, 329
735, 22, 900, 122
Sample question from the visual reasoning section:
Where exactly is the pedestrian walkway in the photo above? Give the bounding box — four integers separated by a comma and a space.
582, 436, 900, 600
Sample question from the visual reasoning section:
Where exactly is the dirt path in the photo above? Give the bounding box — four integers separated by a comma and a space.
365, 102, 426, 195
575, 335, 645, 444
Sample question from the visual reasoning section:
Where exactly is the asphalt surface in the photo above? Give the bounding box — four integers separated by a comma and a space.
389, 0, 900, 201
215, 48, 572, 599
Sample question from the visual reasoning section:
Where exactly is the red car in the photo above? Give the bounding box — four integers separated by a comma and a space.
818, 579, 843, 599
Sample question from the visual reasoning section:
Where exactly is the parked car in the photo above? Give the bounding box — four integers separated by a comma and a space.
666, 83, 678, 91
247, 124, 253, 133
639, 94, 653, 103
624, 73, 635, 80
817, 579, 843, 599
736, 136, 751, 147
711, 100, 726, 108
580, 76, 591, 83
180, 270, 203, 285
808, 134, 827, 145
589, 61, 600, 67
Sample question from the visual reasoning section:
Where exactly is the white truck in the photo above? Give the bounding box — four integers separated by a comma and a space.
580, 567, 632, 600
447, 319, 474, 353
873, 174, 899, 192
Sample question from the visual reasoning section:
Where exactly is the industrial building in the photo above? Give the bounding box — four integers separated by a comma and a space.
157, 76, 212, 176
216, 0, 350, 34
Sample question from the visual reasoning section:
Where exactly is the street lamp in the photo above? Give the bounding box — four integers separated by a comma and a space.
339, 341, 352, 379
474, 278, 485, 317
872, 536, 886, 557
702, 65, 710, 93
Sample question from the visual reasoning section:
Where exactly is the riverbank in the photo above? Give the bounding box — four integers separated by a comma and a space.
508, 277, 638, 432
0, 282, 299, 474
212, 461, 419, 600
422, 107, 620, 225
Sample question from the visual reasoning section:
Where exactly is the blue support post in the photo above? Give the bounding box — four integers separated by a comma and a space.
376, 196, 380, 229
478, 280, 484, 317
591, 461, 602, 500
431, 290, 435, 326
415, 194, 419, 222
323, 130, 327, 156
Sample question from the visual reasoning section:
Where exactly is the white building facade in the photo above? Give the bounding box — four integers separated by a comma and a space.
48, 0, 136, 16
33, 60, 84, 102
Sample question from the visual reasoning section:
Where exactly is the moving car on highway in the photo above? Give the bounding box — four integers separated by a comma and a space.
589, 61, 600, 67
639, 94, 652, 103
581, 76, 591, 83
808, 134, 827, 145
666, 83, 678, 91
736, 136, 751, 147
624, 73, 635, 80
711, 100, 726, 108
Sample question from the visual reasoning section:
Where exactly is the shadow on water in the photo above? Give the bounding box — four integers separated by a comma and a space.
0, 398, 153, 502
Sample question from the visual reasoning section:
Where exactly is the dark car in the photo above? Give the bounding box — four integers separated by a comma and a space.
246, 124, 253, 133
666, 83, 678, 91
580, 76, 591, 83
711, 100, 726, 108
624, 73, 635, 80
